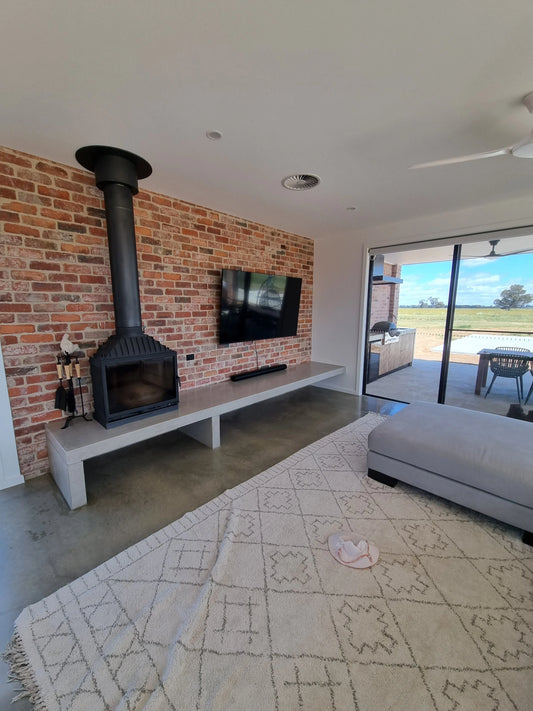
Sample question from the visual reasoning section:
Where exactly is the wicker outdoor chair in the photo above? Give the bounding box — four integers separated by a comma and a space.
484, 349, 530, 402
493, 347, 530, 353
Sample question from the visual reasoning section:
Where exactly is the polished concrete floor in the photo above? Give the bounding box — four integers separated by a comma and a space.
0, 387, 400, 709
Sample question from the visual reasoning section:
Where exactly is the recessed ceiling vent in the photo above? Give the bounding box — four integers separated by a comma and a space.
281, 174, 321, 190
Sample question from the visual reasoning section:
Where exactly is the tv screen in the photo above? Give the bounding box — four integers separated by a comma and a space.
219, 269, 302, 344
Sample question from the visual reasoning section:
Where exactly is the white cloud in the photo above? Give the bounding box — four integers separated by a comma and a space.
397, 255, 533, 306
399, 272, 505, 305
460, 258, 491, 268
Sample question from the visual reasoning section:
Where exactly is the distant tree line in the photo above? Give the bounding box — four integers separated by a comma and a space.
401, 284, 533, 309
417, 297, 446, 308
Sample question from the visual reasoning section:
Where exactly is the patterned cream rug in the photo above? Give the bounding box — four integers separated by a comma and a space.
5, 412, 533, 710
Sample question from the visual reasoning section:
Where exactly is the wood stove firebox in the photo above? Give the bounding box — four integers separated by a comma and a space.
90, 334, 179, 428
76, 145, 179, 428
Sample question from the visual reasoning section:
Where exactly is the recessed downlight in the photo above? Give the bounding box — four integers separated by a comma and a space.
281, 174, 321, 191
206, 130, 223, 141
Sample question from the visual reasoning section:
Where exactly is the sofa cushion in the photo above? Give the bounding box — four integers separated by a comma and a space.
368, 401, 533, 506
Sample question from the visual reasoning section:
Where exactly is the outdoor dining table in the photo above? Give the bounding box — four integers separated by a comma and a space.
474, 348, 533, 395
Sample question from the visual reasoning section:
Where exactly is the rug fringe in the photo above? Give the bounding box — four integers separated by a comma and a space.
2, 631, 48, 710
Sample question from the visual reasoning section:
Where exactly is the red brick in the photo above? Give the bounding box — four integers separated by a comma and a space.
17, 168, 52, 185
31, 282, 63, 292
45, 250, 77, 262
79, 275, 107, 284
0, 150, 32, 167
37, 185, 70, 200
3, 200, 38, 214
54, 273, 79, 283
12, 269, 47, 281
56, 176, 93, 192
61, 243, 90, 255
0, 210, 20, 222
4, 223, 40, 237
41, 207, 73, 221
0, 324, 35, 334
53, 199, 84, 214
57, 222, 87, 234
33, 410, 62, 424
35, 161, 68, 177
0, 186, 17, 199
74, 214, 102, 227
29, 261, 62, 272
1, 176, 35, 191
0, 303, 32, 313
22, 215, 57, 229
20, 333, 55, 344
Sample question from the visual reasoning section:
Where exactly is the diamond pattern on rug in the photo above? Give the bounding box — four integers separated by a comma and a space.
259, 488, 299, 513
333, 598, 412, 664
6, 412, 533, 711
462, 609, 533, 666
374, 556, 442, 602
424, 669, 511, 711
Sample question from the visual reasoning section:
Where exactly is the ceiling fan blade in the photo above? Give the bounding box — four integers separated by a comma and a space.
497, 247, 533, 257
482, 238, 533, 257
409, 147, 511, 169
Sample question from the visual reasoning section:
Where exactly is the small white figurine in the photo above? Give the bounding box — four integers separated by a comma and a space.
60, 333, 79, 355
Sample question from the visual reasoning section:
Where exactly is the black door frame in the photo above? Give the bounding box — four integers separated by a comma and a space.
363, 244, 462, 404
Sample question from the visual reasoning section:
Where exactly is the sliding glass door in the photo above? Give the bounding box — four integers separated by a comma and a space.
443, 237, 533, 415
364, 244, 454, 404
363, 229, 533, 417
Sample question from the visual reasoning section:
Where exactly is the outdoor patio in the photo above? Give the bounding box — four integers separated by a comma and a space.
366, 357, 533, 417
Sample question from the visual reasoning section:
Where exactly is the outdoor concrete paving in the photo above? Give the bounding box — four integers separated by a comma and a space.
366, 358, 533, 416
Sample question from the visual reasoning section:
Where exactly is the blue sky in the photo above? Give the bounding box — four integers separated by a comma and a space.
399, 253, 533, 307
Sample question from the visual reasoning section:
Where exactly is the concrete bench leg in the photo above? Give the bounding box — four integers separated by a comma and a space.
523, 531, 533, 547
47, 434, 87, 509
180, 415, 220, 449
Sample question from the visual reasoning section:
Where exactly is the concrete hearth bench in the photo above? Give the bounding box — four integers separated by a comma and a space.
367, 401, 533, 544
45, 361, 344, 510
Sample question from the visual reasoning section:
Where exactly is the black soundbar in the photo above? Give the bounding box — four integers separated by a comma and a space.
230, 364, 287, 382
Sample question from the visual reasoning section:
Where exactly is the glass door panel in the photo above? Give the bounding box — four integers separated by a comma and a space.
442, 237, 533, 416
364, 245, 454, 403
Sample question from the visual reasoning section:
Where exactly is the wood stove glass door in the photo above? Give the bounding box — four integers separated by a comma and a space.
105, 357, 176, 415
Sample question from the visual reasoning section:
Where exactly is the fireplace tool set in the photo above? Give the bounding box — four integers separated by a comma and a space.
55, 353, 91, 428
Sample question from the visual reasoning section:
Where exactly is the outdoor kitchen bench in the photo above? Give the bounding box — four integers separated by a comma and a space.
45, 361, 345, 509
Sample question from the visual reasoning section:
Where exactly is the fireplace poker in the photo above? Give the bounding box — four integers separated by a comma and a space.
75, 357, 91, 421
61, 355, 78, 429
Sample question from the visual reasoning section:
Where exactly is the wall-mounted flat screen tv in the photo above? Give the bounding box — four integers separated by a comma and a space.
219, 269, 302, 344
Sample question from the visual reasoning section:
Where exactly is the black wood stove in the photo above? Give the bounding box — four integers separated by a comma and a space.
76, 145, 179, 428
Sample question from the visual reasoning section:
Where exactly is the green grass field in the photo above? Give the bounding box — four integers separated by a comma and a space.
398, 307, 533, 334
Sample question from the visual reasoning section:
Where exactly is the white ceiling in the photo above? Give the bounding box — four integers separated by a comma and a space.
3, 0, 533, 242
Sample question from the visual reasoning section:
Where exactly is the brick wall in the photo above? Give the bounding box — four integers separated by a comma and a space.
369, 263, 402, 325
0, 146, 313, 480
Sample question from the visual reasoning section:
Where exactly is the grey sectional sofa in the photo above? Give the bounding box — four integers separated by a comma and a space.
367, 401, 533, 544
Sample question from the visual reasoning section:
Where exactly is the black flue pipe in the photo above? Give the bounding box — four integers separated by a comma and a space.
75, 146, 152, 337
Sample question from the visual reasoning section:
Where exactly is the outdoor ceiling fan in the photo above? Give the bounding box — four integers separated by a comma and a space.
410, 92, 533, 169
483, 239, 533, 258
